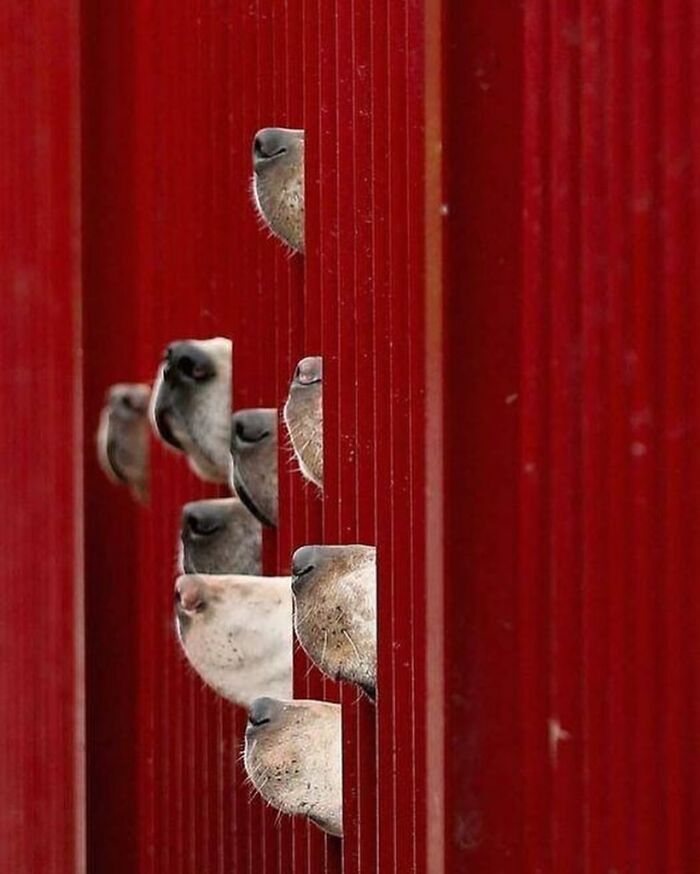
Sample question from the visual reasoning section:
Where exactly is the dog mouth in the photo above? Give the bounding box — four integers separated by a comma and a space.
232, 467, 275, 528
105, 436, 129, 483
180, 550, 196, 575
155, 406, 184, 451
253, 152, 286, 176
174, 610, 191, 639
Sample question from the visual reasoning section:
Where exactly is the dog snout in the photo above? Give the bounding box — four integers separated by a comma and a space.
182, 501, 227, 538
292, 356, 322, 387
253, 128, 294, 169
165, 342, 215, 385
232, 409, 272, 448
120, 391, 145, 413
247, 696, 283, 731
175, 577, 207, 613
108, 384, 150, 415
291, 545, 323, 594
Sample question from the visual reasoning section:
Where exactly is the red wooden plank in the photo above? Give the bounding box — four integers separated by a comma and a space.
579, 3, 607, 869
437, 3, 525, 872
602, 2, 636, 868
690, 7, 700, 867
82, 2, 142, 871
0, 2, 84, 872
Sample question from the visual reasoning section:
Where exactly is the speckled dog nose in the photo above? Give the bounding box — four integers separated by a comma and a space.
175, 577, 207, 613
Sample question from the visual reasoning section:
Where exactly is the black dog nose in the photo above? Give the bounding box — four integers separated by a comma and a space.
253, 128, 292, 166
292, 356, 322, 387
231, 409, 274, 449
165, 342, 214, 384
291, 545, 322, 594
182, 501, 228, 538
247, 697, 282, 729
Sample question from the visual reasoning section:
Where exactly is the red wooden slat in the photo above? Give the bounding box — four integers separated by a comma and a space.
690, 7, 700, 867
0, 2, 84, 872
433, 1, 700, 871
82, 2, 142, 871
305, 2, 432, 872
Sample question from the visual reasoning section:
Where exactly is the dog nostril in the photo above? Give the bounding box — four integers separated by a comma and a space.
293, 356, 322, 387
291, 545, 320, 592
183, 504, 225, 538
166, 342, 215, 383
253, 129, 288, 163
254, 136, 285, 160
247, 696, 280, 728
234, 416, 270, 445
177, 354, 208, 381
189, 516, 221, 536
176, 580, 206, 613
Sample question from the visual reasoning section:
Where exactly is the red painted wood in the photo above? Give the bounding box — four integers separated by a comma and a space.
435, 1, 700, 871
82, 3, 142, 871
306, 2, 432, 872
0, 2, 84, 872
23, 0, 700, 871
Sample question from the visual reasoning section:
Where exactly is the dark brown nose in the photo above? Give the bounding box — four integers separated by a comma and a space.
181, 501, 228, 538
175, 577, 206, 613
164, 342, 215, 385
292, 356, 322, 387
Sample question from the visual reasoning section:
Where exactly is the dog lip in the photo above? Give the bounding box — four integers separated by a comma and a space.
293, 565, 314, 580
233, 468, 275, 528
253, 147, 287, 174
290, 564, 314, 595
253, 151, 285, 172
180, 553, 196, 574
155, 407, 184, 451
105, 436, 128, 483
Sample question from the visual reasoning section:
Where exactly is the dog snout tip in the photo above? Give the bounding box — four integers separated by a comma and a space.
175, 577, 206, 613
164, 341, 215, 384
292, 356, 322, 387
253, 128, 291, 168
182, 502, 226, 538
291, 545, 321, 593
247, 696, 282, 730
232, 410, 271, 447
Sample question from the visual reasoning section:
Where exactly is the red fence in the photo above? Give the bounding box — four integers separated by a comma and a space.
82, 2, 429, 872
5, 1, 700, 872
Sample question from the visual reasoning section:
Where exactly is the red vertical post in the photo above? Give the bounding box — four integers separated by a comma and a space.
305, 2, 432, 872
81, 2, 142, 871
0, 2, 84, 873
435, 1, 700, 871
